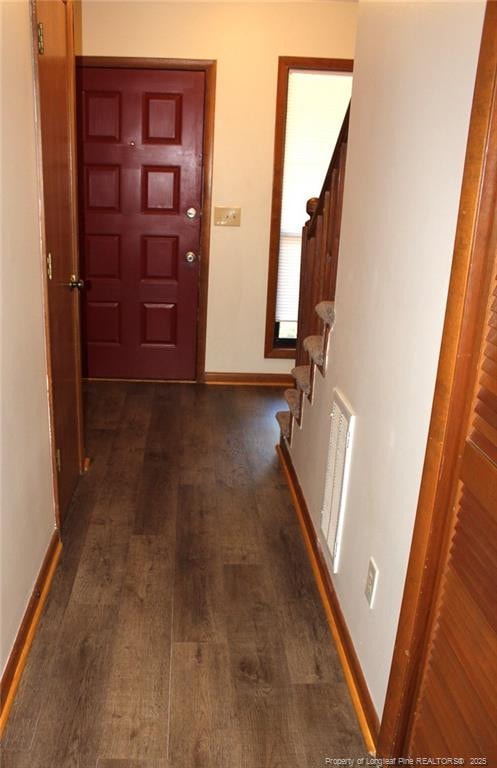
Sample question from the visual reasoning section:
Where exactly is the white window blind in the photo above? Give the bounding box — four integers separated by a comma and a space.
275, 71, 352, 323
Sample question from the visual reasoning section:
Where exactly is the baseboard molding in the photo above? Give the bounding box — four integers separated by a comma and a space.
277, 440, 380, 754
84, 377, 197, 384
204, 372, 294, 387
0, 530, 62, 736
84, 373, 294, 387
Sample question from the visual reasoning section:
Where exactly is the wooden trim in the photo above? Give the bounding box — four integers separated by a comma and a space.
84, 377, 196, 385
266, 346, 296, 360
264, 56, 353, 360
197, 62, 216, 382
75, 56, 216, 383
377, 3, 497, 757
0, 531, 62, 735
77, 56, 215, 71
277, 439, 379, 754
86, 373, 293, 387
204, 372, 294, 387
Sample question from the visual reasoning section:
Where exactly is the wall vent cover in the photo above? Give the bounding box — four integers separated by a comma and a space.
320, 389, 355, 573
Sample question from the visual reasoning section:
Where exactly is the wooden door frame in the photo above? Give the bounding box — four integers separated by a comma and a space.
378, 2, 497, 756
75, 56, 216, 383
31, 0, 86, 529
264, 56, 353, 360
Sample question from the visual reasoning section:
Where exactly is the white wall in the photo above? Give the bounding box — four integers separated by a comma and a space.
0, 0, 56, 674
79, 0, 357, 373
290, 0, 485, 717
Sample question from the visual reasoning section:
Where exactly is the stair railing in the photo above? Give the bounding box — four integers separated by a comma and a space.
295, 105, 350, 366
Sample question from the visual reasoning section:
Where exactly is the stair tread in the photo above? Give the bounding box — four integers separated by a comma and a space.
303, 335, 325, 366
275, 410, 291, 439
315, 300, 335, 327
284, 388, 301, 420
291, 365, 311, 395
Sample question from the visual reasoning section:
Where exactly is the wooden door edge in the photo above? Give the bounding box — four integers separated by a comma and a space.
66, 0, 86, 471
75, 55, 217, 384
377, 3, 497, 756
29, 0, 62, 528
197, 61, 216, 382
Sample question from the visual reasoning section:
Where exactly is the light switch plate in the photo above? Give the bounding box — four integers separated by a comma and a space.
214, 206, 241, 227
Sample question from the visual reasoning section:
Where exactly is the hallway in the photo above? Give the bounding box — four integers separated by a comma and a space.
1, 383, 365, 767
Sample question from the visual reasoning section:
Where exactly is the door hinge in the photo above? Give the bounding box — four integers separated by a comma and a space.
37, 22, 44, 55
46, 251, 53, 280
56, 448, 61, 473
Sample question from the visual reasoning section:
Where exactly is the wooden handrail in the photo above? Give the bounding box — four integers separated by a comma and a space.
308, 106, 350, 236
295, 104, 350, 366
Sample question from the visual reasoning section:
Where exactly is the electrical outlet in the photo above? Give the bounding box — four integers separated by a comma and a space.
214, 206, 241, 227
365, 557, 379, 609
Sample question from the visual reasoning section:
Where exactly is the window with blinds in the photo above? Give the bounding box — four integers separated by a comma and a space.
275, 70, 352, 339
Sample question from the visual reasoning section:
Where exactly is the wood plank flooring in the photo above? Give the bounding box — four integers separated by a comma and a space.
1, 382, 366, 767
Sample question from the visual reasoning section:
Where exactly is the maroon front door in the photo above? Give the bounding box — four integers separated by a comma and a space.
77, 67, 205, 380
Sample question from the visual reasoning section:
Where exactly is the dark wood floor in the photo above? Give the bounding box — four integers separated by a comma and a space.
2, 382, 366, 767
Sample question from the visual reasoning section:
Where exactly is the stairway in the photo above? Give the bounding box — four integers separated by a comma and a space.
276, 300, 335, 442
274, 105, 349, 445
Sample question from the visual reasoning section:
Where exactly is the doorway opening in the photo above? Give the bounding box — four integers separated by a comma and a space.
264, 56, 353, 359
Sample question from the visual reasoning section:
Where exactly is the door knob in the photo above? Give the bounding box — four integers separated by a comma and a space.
185, 251, 197, 264
186, 207, 198, 219
66, 274, 85, 290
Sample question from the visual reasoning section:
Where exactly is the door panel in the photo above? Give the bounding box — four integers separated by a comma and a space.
36, 0, 84, 523
78, 67, 205, 380
406, 219, 497, 759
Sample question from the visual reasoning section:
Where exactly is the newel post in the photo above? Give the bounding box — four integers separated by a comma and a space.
296, 198, 319, 365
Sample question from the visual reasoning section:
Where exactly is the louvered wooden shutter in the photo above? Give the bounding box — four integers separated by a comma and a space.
407, 271, 497, 759
472, 277, 497, 464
